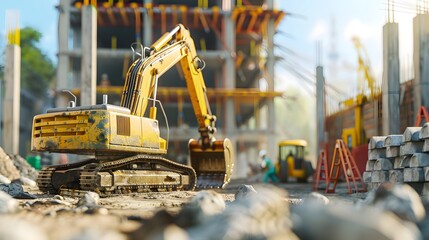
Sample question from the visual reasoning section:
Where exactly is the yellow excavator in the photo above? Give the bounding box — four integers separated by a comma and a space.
32, 24, 234, 196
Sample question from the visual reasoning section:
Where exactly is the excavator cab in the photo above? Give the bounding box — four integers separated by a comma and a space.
277, 140, 313, 182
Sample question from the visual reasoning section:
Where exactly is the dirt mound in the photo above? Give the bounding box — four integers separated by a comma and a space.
0, 147, 38, 182
8, 155, 38, 181
0, 148, 20, 181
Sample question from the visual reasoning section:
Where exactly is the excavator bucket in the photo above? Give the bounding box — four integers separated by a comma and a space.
189, 138, 234, 189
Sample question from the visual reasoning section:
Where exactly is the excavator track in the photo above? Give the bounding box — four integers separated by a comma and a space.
37, 155, 196, 197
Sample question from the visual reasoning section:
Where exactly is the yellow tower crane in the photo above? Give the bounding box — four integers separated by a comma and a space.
342, 37, 377, 148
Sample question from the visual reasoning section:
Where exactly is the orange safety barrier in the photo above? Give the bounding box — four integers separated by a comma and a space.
326, 139, 367, 194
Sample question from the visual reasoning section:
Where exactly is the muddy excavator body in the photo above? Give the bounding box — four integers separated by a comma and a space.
33, 25, 234, 196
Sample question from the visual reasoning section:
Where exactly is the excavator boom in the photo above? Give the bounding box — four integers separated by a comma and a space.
120, 24, 234, 188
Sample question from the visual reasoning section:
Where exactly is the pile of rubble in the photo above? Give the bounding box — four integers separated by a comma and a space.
364, 122, 429, 194
0, 147, 38, 184
0, 181, 428, 239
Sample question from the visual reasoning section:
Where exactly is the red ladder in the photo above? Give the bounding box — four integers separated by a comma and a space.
312, 149, 329, 190
326, 139, 367, 194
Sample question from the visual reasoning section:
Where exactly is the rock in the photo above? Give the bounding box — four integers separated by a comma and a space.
302, 192, 330, 205
0, 182, 37, 199
53, 195, 65, 201
234, 184, 257, 200
362, 183, 425, 222
143, 224, 188, 240
176, 190, 225, 228
77, 191, 100, 207
129, 210, 177, 240
0, 191, 18, 214
0, 174, 11, 184
19, 176, 37, 187
0, 217, 48, 240
292, 201, 421, 240
76, 206, 109, 215
187, 186, 297, 239
67, 228, 126, 240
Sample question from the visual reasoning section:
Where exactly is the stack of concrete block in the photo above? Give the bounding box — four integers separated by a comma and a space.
363, 123, 429, 194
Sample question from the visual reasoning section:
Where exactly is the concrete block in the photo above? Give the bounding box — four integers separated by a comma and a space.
400, 141, 424, 156
368, 148, 386, 160
371, 170, 389, 183
369, 136, 387, 149
404, 167, 424, 182
420, 122, 429, 139
384, 134, 403, 147
423, 139, 429, 152
386, 146, 400, 158
403, 127, 422, 142
374, 158, 394, 170
400, 155, 412, 168
424, 167, 429, 181
409, 153, 429, 167
389, 170, 404, 183
363, 171, 372, 183
394, 156, 403, 169
365, 160, 376, 171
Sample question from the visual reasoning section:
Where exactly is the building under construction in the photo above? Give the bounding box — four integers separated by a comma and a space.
55, 0, 285, 173
321, 12, 429, 173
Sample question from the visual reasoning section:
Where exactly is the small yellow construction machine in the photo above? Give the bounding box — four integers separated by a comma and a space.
276, 140, 313, 182
32, 24, 234, 196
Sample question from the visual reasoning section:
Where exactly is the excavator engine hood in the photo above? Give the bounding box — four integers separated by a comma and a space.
189, 138, 234, 189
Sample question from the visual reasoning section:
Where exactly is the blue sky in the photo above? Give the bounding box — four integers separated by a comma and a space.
0, 0, 418, 103
276, 1, 416, 102
0, 0, 58, 60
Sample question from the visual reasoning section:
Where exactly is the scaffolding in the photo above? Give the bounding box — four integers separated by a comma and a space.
56, 0, 285, 163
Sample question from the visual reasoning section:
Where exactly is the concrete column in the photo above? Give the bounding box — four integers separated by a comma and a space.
57, 0, 71, 107
4, 45, 20, 154
413, 14, 429, 115
266, 0, 276, 159
81, 5, 97, 106
382, 22, 401, 135
316, 66, 326, 153
223, 0, 237, 154
143, 0, 153, 46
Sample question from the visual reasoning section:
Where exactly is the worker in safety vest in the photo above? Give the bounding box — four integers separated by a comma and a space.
259, 150, 279, 183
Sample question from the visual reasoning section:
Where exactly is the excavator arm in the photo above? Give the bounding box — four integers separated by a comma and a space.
120, 25, 234, 188
121, 24, 216, 148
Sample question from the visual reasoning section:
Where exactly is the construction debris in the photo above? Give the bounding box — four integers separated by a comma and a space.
77, 192, 100, 207
0, 147, 38, 183
0, 148, 20, 181
0, 182, 36, 199
9, 155, 38, 181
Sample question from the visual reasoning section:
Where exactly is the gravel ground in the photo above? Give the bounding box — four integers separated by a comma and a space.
0, 180, 367, 240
